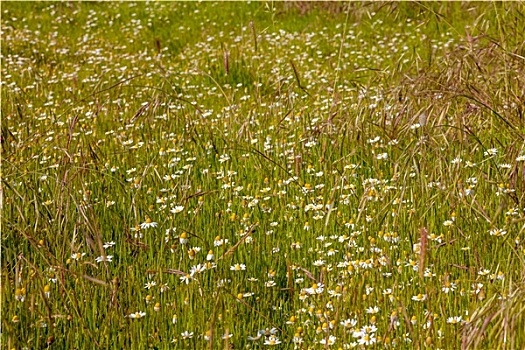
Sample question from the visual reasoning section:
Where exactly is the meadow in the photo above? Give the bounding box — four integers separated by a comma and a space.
1, 1, 525, 349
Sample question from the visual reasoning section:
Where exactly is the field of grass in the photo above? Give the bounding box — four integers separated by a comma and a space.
2, 1, 525, 349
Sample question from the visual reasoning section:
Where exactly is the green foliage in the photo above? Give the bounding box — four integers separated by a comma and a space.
2, 1, 525, 349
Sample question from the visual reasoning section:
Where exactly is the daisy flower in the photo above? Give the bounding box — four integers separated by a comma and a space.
95, 255, 113, 263
170, 205, 184, 214
265, 280, 276, 287
447, 316, 462, 324
127, 311, 146, 319
144, 281, 157, 289
263, 335, 281, 345
180, 274, 192, 284
340, 318, 357, 328
412, 293, 427, 302
230, 263, 246, 271
442, 281, 457, 294
181, 331, 194, 339
356, 333, 376, 345
206, 250, 214, 261
305, 283, 324, 295
484, 148, 498, 156
140, 217, 157, 229
319, 335, 337, 345
489, 228, 507, 237
103, 241, 116, 249
70, 252, 86, 260
366, 306, 379, 314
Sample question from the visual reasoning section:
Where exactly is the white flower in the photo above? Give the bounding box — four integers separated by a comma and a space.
170, 205, 184, 214
230, 263, 246, 271
103, 241, 116, 249
357, 334, 376, 345
305, 283, 324, 295
447, 316, 462, 324
180, 274, 192, 284
319, 335, 337, 345
70, 252, 86, 260
264, 335, 282, 345
340, 318, 357, 328
95, 255, 113, 263
484, 148, 498, 156
489, 228, 507, 237
360, 324, 377, 334
206, 250, 214, 261
411, 293, 427, 302
160, 283, 170, 292
214, 237, 228, 246
128, 311, 146, 319
190, 264, 206, 275
140, 218, 157, 229
368, 136, 380, 144
442, 281, 457, 293
366, 306, 380, 314
265, 280, 276, 287
181, 331, 194, 339
144, 281, 157, 289
219, 154, 230, 163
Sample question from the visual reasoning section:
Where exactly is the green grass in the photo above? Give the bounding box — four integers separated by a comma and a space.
2, 1, 525, 349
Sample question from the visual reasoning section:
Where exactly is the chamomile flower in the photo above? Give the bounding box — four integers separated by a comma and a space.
214, 236, 228, 246
319, 335, 337, 345
43, 285, 51, 298
170, 205, 184, 214
154, 303, 161, 312
263, 335, 282, 345
412, 293, 427, 302
313, 259, 325, 266
366, 306, 380, 314
230, 263, 246, 271
70, 252, 86, 260
489, 228, 507, 237
144, 281, 157, 289
180, 274, 192, 284
127, 311, 146, 319
447, 316, 462, 324
265, 280, 276, 287
340, 318, 357, 328
181, 331, 194, 339
222, 333, 233, 340
103, 241, 116, 249
305, 283, 324, 295
95, 255, 113, 263
442, 280, 457, 293
140, 217, 157, 229
484, 148, 498, 156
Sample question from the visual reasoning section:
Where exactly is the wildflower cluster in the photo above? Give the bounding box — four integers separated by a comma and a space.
2, 2, 524, 349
